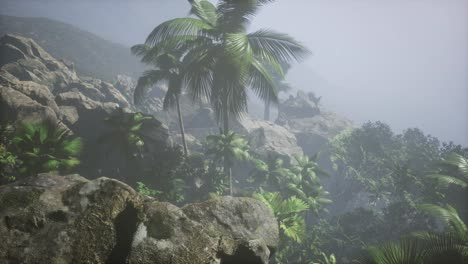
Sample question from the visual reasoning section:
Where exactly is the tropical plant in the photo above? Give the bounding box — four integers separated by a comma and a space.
313, 253, 337, 264
98, 109, 151, 180
427, 152, 468, 188
136, 181, 161, 197
248, 155, 293, 189
11, 120, 82, 176
131, 44, 189, 156
287, 154, 332, 214
143, 0, 309, 178
205, 130, 250, 195
254, 190, 309, 243
0, 124, 17, 184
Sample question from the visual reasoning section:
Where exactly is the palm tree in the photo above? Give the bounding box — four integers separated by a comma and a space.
205, 130, 250, 195
12, 119, 83, 176
131, 44, 189, 157
143, 0, 309, 175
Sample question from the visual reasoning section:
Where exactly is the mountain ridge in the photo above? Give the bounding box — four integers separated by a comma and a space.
0, 14, 144, 81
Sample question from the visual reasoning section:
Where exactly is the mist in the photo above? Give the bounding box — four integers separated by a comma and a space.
1, 1, 467, 263
2, 0, 466, 146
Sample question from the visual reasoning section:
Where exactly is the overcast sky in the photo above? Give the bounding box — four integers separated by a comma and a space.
1, 0, 467, 145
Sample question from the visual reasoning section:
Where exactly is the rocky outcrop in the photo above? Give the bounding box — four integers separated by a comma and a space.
275, 91, 353, 155
130, 196, 278, 264
0, 34, 132, 129
0, 174, 279, 264
233, 117, 304, 163
278, 90, 321, 119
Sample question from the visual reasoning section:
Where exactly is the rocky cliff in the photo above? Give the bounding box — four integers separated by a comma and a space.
0, 173, 279, 264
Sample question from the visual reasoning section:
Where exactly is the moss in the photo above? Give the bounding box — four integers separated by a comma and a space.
0, 188, 44, 208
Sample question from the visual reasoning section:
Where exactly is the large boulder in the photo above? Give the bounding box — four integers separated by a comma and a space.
0, 174, 279, 264
0, 173, 142, 264
283, 111, 354, 156
129, 196, 278, 264
233, 116, 303, 163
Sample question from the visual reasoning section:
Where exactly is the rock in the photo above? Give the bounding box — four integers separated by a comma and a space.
0, 173, 141, 264
0, 174, 279, 264
0, 34, 79, 90
0, 34, 132, 130
186, 107, 217, 129
283, 111, 354, 156
129, 196, 278, 264
0, 85, 60, 126
278, 90, 320, 119
233, 116, 303, 163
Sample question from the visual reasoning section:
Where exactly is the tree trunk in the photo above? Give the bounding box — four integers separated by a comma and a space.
175, 95, 189, 157
223, 98, 232, 196
264, 100, 271, 121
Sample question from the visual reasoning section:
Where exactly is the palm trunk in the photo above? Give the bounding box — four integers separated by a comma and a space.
264, 100, 271, 121
223, 99, 232, 196
175, 95, 188, 157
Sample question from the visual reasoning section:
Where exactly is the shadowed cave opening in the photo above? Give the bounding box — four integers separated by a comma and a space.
106, 203, 139, 264
218, 244, 264, 264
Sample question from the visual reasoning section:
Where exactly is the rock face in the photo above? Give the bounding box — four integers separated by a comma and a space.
233, 117, 304, 164
0, 174, 279, 264
278, 90, 320, 119
0, 34, 133, 129
0, 173, 141, 264
130, 196, 278, 264
275, 91, 353, 155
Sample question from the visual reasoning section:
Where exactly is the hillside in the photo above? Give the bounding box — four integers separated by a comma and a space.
0, 15, 144, 81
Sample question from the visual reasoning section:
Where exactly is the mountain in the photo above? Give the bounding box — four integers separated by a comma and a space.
0, 15, 144, 81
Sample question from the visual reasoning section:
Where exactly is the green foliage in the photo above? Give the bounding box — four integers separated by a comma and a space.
428, 152, 468, 188
136, 181, 161, 197
205, 131, 250, 165
144, 0, 309, 130
99, 109, 151, 155
248, 155, 292, 188
286, 154, 332, 214
254, 190, 308, 243
11, 120, 83, 176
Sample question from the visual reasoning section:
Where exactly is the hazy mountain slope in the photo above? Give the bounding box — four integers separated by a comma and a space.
0, 15, 144, 81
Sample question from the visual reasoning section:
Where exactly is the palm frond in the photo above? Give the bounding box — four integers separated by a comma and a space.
418, 204, 467, 234
248, 29, 310, 65
134, 69, 167, 105
190, 0, 218, 26
427, 174, 467, 188
145, 18, 213, 47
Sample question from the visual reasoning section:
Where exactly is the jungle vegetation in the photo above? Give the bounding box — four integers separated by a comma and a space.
1, 1, 466, 263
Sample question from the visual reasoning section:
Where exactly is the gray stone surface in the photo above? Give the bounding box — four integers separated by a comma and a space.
0, 174, 279, 264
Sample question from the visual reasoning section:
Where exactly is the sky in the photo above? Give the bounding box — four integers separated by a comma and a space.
1, 0, 467, 145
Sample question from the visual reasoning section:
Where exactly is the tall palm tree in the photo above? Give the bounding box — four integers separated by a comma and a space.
143, 0, 309, 175
131, 44, 189, 157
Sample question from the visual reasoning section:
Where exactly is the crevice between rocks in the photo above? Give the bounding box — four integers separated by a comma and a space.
218, 244, 264, 264
106, 203, 139, 264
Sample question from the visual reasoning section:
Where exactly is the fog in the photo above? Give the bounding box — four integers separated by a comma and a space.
2, 0, 467, 145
